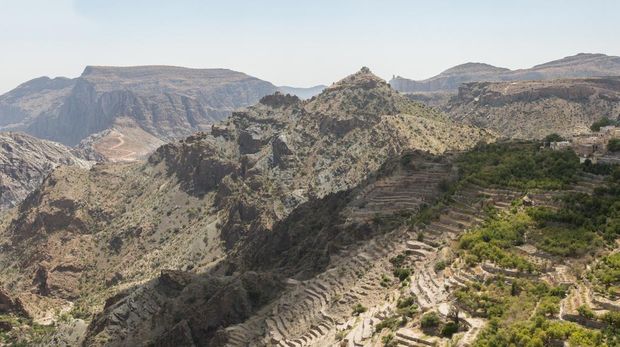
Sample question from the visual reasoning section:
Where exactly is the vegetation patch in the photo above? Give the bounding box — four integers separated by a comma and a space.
588, 252, 620, 297
352, 303, 368, 316
456, 141, 580, 190
458, 210, 535, 271
590, 117, 619, 132
396, 295, 418, 317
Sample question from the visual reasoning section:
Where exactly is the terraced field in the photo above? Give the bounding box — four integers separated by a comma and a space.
221, 147, 620, 347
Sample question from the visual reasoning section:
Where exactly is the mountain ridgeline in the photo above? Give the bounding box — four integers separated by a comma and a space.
447, 77, 620, 139
1, 55, 620, 347
0, 66, 278, 161
0, 68, 494, 345
390, 53, 620, 94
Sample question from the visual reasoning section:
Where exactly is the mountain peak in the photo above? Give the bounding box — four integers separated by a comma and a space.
531, 53, 615, 69
439, 62, 510, 76
328, 67, 386, 91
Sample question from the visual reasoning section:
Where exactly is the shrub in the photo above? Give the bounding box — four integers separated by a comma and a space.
544, 133, 565, 143
381, 332, 396, 347
434, 260, 447, 272
441, 322, 459, 337
591, 117, 617, 132
375, 315, 406, 332
608, 138, 620, 152
352, 303, 367, 316
601, 311, 620, 330
380, 274, 392, 288
393, 267, 411, 282
577, 305, 595, 319
396, 296, 418, 317
421, 312, 441, 328
389, 254, 406, 268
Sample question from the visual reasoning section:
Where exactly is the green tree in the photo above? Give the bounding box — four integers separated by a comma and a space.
591, 117, 617, 132
608, 138, 620, 152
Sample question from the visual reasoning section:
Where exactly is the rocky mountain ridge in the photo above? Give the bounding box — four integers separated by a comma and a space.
0, 68, 494, 345
0, 132, 94, 210
390, 53, 620, 94
446, 77, 620, 139
0, 65, 278, 161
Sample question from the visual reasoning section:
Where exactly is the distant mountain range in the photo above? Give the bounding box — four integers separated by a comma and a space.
0, 66, 325, 162
390, 53, 620, 94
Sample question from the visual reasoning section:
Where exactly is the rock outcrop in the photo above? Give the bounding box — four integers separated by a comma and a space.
0, 132, 93, 210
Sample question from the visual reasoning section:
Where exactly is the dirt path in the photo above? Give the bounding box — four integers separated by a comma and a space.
94, 130, 139, 162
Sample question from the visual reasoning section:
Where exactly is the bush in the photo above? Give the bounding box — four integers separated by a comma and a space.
389, 254, 406, 268
421, 312, 441, 329
591, 117, 617, 132
544, 133, 565, 143
601, 311, 620, 330
381, 332, 396, 347
375, 315, 406, 332
577, 305, 595, 319
434, 260, 447, 272
352, 303, 367, 316
441, 322, 459, 337
380, 274, 392, 288
608, 138, 620, 152
396, 296, 418, 317
393, 267, 411, 282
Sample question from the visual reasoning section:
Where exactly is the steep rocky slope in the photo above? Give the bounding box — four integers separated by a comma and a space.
446, 77, 620, 139
0, 132, 93, 210
0, 66, 277, 160
0, 77, 74, 129
80, 142, 620, 347
390, 53, 620, 94
0, 68, 494, 345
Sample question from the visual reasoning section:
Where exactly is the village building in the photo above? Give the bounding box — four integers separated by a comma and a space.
553, 125, 620, 163
549, 141, 571, 151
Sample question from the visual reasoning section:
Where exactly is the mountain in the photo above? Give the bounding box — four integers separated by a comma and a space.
390, 53, 620, 94
277, 85, 327, 99
446, 77, 620, 139
0, 66, 278, 161
0, 132, 93, 210
0, 68, 493, 344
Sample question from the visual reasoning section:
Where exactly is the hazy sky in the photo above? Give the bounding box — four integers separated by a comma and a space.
1, 0, 619, 93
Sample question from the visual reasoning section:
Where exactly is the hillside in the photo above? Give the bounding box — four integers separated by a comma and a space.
0, 66, 278, 161
80, 142, 620, 347
446, 77, 620, 139
0, 132, 94, 210
0, 68, 494, 345
390, 53, 620, 94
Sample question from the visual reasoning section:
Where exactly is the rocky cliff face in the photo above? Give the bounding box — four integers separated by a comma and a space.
0, 66, 278, 160
0, 68, 494, 345
446, 77, 620, 139
0, 77, 74, 129
0, 132, 93, 210
390, 53, 620, 94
